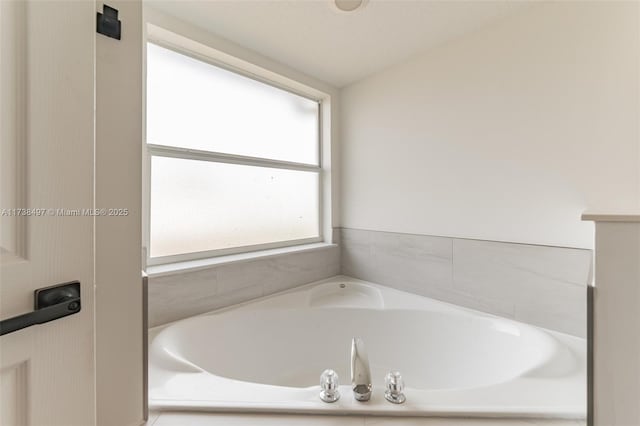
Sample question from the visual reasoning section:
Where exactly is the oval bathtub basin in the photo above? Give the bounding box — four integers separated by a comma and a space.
149, 277, 586, 418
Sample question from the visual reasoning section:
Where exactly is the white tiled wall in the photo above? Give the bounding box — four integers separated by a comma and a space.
148, 244, 340, 327
148, 227, 591, 335
341, 228, 592, 337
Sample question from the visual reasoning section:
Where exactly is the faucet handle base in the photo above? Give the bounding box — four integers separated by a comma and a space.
352, 384, 372, 402
384, 371, 406, 404
320, 390, 341, 403
384, 391, 406, 404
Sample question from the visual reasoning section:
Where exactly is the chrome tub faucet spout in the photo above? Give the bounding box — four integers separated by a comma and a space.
351, 337, 372, 401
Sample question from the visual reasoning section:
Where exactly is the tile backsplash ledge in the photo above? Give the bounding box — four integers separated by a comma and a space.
340, 228, 592, 337
148, 228, 591, 337
148, 244, 340, 327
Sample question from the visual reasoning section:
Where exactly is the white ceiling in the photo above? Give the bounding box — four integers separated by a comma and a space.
146, 0, 532, 88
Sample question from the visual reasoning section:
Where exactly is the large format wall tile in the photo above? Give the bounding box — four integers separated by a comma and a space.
452, 239, 591, 336
341, 228, 375, 282
340, 228, 592, 337
148, 244, 340, 327
150, 227, 591, 336
370, 230, 452, 289
264, 247, 340, 295
342, 228, 452, 292
148, 267, 220, 327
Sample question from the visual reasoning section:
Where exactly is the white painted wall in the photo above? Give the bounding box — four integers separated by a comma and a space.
340, 1, 639, 249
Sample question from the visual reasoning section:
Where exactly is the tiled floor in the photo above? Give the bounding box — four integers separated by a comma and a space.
145, 412, 586, 426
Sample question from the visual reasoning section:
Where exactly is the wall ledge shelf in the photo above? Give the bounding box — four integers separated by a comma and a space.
581, 212, 640, 222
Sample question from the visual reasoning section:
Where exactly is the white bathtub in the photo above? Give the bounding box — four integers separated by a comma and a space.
149, 276, 586, 418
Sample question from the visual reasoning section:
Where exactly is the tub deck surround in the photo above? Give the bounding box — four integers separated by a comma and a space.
149, 277, 586, 418
340, 228, 592, 337
147, 411, 587, 425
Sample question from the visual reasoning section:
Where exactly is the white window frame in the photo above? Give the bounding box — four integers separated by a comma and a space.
143, 35, 329, 267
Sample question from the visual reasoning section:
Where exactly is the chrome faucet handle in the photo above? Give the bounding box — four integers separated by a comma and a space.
384, 371, 406, 404
319, 369, 340, 403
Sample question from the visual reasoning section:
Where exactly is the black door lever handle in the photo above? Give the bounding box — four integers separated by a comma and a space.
0, 281, 81, 336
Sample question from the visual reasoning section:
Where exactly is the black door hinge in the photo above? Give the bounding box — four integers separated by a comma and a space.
97, 4, 121, 40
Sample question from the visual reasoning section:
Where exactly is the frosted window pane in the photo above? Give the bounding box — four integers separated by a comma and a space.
150, 156, 319, 258
146, 43, 319, 165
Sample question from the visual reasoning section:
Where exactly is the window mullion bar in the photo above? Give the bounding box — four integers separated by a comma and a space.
147, 144, 320, 172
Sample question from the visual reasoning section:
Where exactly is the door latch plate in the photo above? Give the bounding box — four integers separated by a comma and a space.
35, 281, 80, 310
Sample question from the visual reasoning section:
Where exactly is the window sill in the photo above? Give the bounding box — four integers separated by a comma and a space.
145, 242, 338, 278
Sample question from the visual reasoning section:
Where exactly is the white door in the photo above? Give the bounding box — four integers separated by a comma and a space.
0, 1, 97, 425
